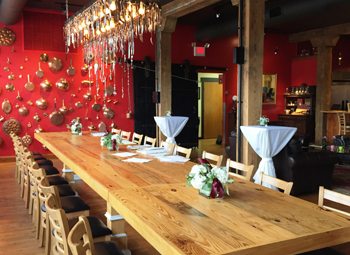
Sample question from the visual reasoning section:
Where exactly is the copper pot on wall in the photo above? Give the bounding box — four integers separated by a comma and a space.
56, 78, 69, 91
40, 80, 52, 91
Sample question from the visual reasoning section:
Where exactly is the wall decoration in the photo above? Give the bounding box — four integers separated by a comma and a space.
2, 118, 21, 135
0, 27, 16, 46
262, 74, 277, 104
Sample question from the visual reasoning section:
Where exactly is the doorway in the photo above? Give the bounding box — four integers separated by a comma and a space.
198, 73, 224, 140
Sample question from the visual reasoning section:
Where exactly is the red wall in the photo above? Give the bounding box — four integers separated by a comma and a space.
262, 33, 296, 120
0, 10, 134, 156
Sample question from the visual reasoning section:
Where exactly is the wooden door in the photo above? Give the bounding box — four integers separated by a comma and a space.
203, 81, 223, 139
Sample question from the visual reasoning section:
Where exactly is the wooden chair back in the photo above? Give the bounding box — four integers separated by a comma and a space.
46, 194, 70, 255
121, 131, 131, 141
68, 216, 95, 255
174, 145, 192, 159
202, 151, 223, 167
144, 136, 156, 147
259, 172, 293, 195
337, 112, 350, 135
160, 141, 175, 154
111, 128, 121, 135
318, 186, 350, 217
226, 159, 254, 181
132, 132, 144, 145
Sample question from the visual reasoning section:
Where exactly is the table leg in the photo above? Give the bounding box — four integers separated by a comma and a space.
105, 203, 130, 254
62, 164, 81, 183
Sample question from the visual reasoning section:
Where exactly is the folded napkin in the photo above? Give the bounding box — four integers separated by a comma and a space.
127, 144, 151, 150
112, 152, 137, 158
90, 132, 107, 137
137, 147, 168, 157
122, 157, 152, 163
121, 140, 134, 145
157, 155, 190, 163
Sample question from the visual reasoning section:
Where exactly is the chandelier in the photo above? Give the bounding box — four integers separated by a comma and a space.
64, 0, 161, 62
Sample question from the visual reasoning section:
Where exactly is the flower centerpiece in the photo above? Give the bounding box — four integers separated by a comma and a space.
100, 133, 122, 151
259, 116, 269, 126
186, 160, 234, 198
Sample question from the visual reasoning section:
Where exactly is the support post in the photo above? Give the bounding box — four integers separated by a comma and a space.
311, 36, 339, 144
241, 0, 265, 175
155, 17, 177, 144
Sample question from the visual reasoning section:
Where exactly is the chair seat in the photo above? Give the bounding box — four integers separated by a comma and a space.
36, 159, 53, 167
94, 241, 124, 255
57, 184, 76, 197
47, 175, 69, 186
61, 196, 90, 213
41, 165, 60, 175
33, 155, 47, 161
68, 216, 112, 238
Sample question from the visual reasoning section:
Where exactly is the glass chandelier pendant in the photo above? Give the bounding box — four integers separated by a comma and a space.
64, 0, 161, 62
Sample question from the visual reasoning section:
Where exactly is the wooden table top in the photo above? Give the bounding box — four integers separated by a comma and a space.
35, 132, 350, 255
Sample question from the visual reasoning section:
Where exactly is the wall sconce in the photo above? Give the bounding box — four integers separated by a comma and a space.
192, 42, 210, 57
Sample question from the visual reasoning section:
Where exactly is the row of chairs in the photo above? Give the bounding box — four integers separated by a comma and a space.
10, 133, 123, 255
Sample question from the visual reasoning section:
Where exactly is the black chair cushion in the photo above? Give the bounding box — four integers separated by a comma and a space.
68, 216, 112, 238
41, 165, 60, 176
47, 175, 68, 185
33, 155, 47, 161
94, 241, 124, 255
61, 196, 90, 213
36, 159, 53, 166
57, 184, 76, 197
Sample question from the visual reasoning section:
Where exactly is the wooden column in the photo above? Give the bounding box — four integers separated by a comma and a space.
241, 0, 265, 173
155, 17, 177, 143
311, 36, 338, 144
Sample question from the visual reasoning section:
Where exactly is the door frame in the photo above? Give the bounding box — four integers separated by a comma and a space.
199, 76, 224, 140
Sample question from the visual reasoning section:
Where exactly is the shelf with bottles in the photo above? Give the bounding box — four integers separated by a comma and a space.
284, 85, 316, 97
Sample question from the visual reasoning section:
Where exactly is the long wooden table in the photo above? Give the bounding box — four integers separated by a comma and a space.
35, 132, 350, 255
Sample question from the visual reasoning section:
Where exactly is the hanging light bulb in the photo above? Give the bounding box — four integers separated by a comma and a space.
109, 0, 116, 11
139, 2, 145, 15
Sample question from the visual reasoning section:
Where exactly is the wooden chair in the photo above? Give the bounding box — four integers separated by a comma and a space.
121, 131, 131, 141
144, 136, 156, 147
318, 186, 350, 217
226, 159, 254, 181
68, 216, 123, 255
111, 128, 121, 135
174, 145, 192, 159
202, 151, 223, 167
38, 178, 89, 252
259, 172, 293, 195
337, 112, 350, 135
132, 132, 144, 145
160, 141, 175, 154
46, 194, 112, 255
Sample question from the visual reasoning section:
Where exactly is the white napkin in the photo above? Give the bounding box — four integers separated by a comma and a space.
121, 140, 134, 145
122, 157, 152, 163
157, 155, 190, 163
137, 147, 168, 156
90, 132, 107, 137
112, 152, 137, 158
127, 144, 151, 150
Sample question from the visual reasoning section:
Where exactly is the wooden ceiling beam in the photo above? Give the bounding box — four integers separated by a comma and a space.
162, 0, 222, 18
289, 22, 350, 43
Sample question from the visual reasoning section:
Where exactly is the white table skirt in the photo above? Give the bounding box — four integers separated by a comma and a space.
154, 116, 189, 144
240, 125, 297, 189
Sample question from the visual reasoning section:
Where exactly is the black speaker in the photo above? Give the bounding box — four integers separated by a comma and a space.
233, 46, 245, 64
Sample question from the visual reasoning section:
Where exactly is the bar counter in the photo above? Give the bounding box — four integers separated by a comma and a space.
321, 110, 350, 141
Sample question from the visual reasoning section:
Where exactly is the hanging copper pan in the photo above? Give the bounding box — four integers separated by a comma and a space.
36, 62, 44, 78
40, 79, 52, 91
50, 98, 64, 126
25, 74, 35, 92
35, 98, 48, 110
18, 105, 29, 116
56, 78, 69, 91
66, 58, 75, 76
2, 99, 12, 114
48, 57, 63, 72
40, 53, 49, 62
92, 96, 101, 112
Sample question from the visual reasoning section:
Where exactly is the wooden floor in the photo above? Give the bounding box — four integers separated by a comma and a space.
1, 139, 349, 255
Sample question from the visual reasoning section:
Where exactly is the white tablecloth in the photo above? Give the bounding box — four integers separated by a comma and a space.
240, 125, 297, 189
154, 116, 189, 144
